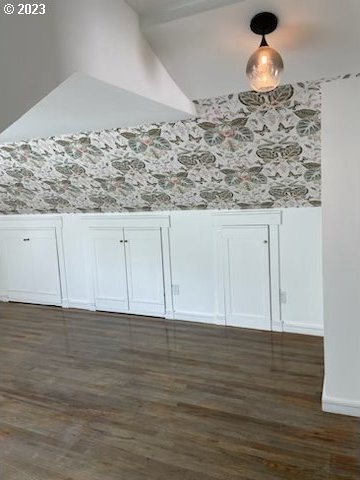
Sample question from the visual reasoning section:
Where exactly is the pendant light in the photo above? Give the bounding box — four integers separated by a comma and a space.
246, 12, 284, 93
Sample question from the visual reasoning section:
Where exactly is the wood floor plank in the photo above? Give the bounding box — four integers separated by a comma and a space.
0, 302, 359, 479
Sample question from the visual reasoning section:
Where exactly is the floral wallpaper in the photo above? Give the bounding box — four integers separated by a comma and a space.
0, 80, 324, 214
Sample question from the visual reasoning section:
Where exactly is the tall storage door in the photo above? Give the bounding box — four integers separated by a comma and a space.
124, 228, 165, 316
1, 229, 61, 306
4, 234, 34, 296
223, 226, 271, 330
92, 231, 129, 313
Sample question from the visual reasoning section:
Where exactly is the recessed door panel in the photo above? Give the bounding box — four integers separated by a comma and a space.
6, 236, 33, 293
92, 232, 129, 312
223, 226, 271, 330
31, 232, 61, 298
124, 228, 165, 315
0, 229, 62, 305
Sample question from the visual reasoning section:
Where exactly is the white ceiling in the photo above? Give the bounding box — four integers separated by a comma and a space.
0, 0, 195, 144
140, 0, 360, 99
2, 0, 360, 143
126, 0, 245, 25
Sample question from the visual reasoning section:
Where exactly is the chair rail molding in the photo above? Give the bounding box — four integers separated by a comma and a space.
213, 209, 282, 227
81, 213, 170, 230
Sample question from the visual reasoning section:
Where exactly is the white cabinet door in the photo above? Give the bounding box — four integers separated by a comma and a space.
1, 229, 61, 305
124, 228, 165, 315
31, 231, 62, 301
5, 234, 34, 295
92, 231, 129, 313
222, 226, 271, 330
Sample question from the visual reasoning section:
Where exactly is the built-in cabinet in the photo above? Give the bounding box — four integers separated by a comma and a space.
0, 211, 287, 332
214, 211, 281, 332
84, 214, 173, 318
221, 226, 271, 330
91, 228, 165, 316
0, 219, 65, 306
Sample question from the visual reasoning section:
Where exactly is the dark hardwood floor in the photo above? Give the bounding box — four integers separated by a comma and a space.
0, 303, 359, 479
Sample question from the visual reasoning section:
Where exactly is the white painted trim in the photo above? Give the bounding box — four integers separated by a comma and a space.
67, 299, 96, 311
215, 220, 281, 333
0, 216, 63, 230
161, 227, 174, 317
82, 214, 170, 229
322, 387, 360, 418
55, 224, 69, 308
283, 322, 324, 336
0, 214, 62, 222
269, 225, 282, 331
5, 294, 62, 307
213, 210, 282, 227
173, 311, 222, 325
272, 320, 283, 332
214, 225, 225, 327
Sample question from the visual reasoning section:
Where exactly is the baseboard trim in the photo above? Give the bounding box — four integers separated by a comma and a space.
272, 320, 283, 332
322, 392, 360, 418
67, 300, 96, 311
173, 311, 224, 325
283, 322, 324, 337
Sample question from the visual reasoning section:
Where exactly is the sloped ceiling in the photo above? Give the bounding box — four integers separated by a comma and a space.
136, 0, 360, 99
0, 0, 195, 144
2, 0, 360, 142
0, 74, 196, 144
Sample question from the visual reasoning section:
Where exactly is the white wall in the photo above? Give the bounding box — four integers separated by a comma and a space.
57, 207, 323, 334
322, 77, 360, 417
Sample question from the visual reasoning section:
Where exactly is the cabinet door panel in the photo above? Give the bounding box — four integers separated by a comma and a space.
124, 229, 165, 315
0, 229, 61, 305
223, 226, 271, 330
31, 233, 61, 297
6, 237, 33, 293
92, 233, 129, 312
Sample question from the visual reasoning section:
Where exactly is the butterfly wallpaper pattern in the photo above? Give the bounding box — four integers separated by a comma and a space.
0, 80, 322, 214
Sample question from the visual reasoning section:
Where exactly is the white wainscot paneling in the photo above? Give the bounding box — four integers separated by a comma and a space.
61, 214, 94, 310
169, 211, 217, 323
279, 208, 323, 336
0, 209, 324, 338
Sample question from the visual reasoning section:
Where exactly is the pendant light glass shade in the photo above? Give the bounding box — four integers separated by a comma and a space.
246, 44, 284, 93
